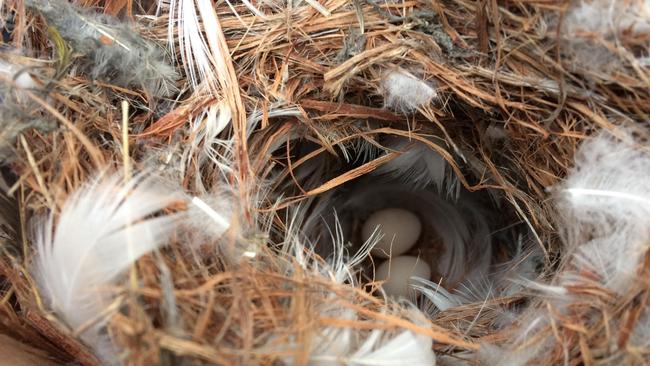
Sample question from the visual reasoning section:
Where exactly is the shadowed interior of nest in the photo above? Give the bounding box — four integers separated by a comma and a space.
259, 104, 552, 336
272, 123, 520, 278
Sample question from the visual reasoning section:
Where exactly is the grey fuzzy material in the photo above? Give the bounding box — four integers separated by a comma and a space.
0, 84, 54, 163
26, 0, 178, 98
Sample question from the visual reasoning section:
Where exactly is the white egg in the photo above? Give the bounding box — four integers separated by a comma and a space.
375, 256, 431, 298
362, 208, 421, 258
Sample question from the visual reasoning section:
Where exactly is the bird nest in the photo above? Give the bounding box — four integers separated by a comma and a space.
1, 0, 650, 365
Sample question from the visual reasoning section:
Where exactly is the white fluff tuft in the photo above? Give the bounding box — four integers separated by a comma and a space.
32, 173, 182, 364
381, 69, 437, 113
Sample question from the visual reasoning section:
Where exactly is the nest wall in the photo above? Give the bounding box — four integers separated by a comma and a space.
0, 0, 649, 365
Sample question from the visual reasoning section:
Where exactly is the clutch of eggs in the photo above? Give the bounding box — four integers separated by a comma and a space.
361, 207, 430, 298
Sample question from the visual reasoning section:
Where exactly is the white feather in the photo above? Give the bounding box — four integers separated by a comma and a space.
412, 277, 464, 312
564, 0, 650, 37
197, 102, 232, 163
308, 309, 436, 366
516, 280, 568, 297
426, 195, 491, 286
326, 212, 379, 284
475, 307, 556, 366
188, 195, 231, 234
477, 130, 650, 365
561, 133, 650, 224
491, 238, 543, 297
308, 307, 357, 366
168, 0, 230, 94
184, 101, 233, 186
563, 0, 650, 70
557, 131, 650, 291
179, 192, 240, 260
247, 103, 302, 127
32, 173, 182, 364
346, 328, 435, 366
236, 0, 267, 19
169, 0, 205, 88
412, 277, 494, 313
500, 132, 650, 297
413, 241, 543, 332
477, 342, 544, 366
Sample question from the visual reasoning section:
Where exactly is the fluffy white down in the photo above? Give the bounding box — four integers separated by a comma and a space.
381, 69, 437, 112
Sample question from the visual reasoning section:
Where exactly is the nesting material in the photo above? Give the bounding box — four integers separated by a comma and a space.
0, 334, 58, 366
0, 0, 649, 365
362, 208, 422, 258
